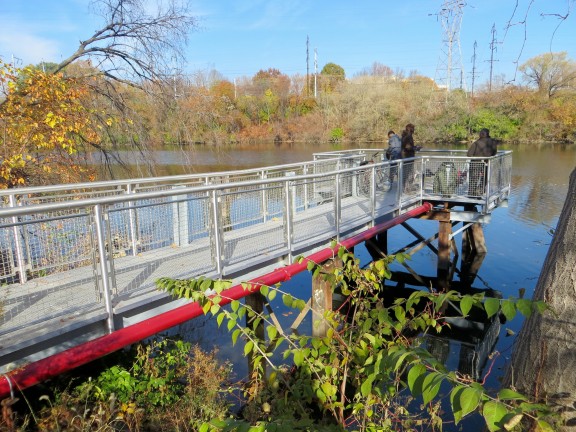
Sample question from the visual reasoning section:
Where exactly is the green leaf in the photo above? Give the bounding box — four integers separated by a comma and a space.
501, 299, 516, 321
360, 376, 375, 398
231, 329, 241, 345
244, 340, 254, 356
451, 386, 481, 424
484, 298, 501, 318
536, 420, 555, 432
422, 372, 443, 404
534, 301, 549, 315
516, 299, 532, 317
227, 318, 236, 331
407, 364, 427, 397
266, 325, 278, 341
231, 300, 240, 312
282, 294, 293, 308
460, 295, 474, 317
483, 400, 508, 431
202, 301, 211, 315
268, 289, 277, 301
497, 388, 528, 401
260, 285, 269, 297
216, 312, 225, 327
392, 351, 411, 372
293, 350, 303, 367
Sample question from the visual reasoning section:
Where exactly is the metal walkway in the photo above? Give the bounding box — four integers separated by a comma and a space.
0, 149, 512, 371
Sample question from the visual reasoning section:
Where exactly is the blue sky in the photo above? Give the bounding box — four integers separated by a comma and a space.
1, 0, 574, 88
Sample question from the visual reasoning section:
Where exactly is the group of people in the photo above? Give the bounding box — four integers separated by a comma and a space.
385, 123, 416, 162
385, 123, 498, 195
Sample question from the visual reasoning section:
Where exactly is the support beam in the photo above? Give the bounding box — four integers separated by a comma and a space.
365, 231, 388, 261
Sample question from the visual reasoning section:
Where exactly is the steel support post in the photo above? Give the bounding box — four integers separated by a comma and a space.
8, 195, 27, 283
94, 204, 115, 333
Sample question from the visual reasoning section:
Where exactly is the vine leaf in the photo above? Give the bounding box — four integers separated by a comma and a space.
484, 298, 501, 318
460, 295, 474, 317
450, 385, 481, 424
407, 363, 427, 397
422, 372, 443, 404
483, 400, 508, 431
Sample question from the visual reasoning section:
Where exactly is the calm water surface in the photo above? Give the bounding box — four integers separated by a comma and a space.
97, 142, 576, 429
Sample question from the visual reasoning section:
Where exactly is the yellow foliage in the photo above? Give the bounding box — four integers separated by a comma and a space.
0, 62, 102, 188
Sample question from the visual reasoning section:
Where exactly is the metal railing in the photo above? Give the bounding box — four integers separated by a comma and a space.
0, 150, 512, 343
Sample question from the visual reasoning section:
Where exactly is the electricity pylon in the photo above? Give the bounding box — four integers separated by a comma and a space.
434, 0, 467, 93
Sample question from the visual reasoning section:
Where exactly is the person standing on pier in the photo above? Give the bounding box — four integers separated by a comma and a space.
386, 130, 402, 161
467, 128, 498, 196
401, 123, 416, 191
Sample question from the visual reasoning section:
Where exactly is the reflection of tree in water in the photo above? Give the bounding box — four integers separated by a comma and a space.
507, 146, 575, 226
509, 175, 568, 226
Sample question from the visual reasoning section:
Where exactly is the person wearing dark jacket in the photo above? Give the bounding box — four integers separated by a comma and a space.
467, 128, 498, 196
401, 123, 416, 191
401, 123, 416, 159
467, 128, 497, 157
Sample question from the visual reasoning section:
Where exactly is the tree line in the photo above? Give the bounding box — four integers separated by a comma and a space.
1, 0, 575, 189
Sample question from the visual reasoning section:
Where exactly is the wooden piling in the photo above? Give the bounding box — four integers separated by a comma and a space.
437, 219, 452, 291
245, 292, 265, 375
311, 258, 340, 337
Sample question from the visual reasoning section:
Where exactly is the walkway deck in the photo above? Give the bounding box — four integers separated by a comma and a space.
0, 149, 512, 371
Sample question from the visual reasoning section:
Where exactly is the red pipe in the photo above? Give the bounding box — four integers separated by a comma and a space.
0, 203, 432, 398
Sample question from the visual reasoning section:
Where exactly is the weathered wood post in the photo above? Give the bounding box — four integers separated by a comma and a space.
437, 217, 452, 291
311, 258, 342, 337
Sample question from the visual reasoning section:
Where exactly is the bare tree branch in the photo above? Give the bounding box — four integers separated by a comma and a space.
55, 0, 199, 87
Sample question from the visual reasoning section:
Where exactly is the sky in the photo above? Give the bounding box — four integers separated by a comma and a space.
1, 0, 575, 89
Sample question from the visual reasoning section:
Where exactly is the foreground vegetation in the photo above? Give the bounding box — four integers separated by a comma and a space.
2, 248, 557, 431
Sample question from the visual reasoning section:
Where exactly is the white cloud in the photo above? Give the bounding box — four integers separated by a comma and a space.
0, 27, 61, 66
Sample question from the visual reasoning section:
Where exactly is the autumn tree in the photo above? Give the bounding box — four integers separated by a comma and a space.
519, 52, 576, 99
0, 0, 200, 183
320, 62, 346, 94
0, 62, 100, 187
355, 61, 394, 78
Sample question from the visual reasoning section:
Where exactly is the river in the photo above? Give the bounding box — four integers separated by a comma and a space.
90, 141, 576, 429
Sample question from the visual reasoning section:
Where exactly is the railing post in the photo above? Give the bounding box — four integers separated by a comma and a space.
8, 195, 27, 283
210, 190, 224, 277
171, 185, 189, 247
335, 173, 341, 241
397, 161, 404, 203
93, 204, 115, 333
284, 180, 294, 264
485, 160, 492, 209
370, 166, 376, 225
261, 170, 268, 222
126, 184, 139, 256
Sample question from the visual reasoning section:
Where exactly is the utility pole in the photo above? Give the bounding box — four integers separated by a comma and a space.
470, 40, 477, 97
434, 0, 467, 95
314, 48, 318, 98
306, 36, 310, 97
488, 23, 498, 92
